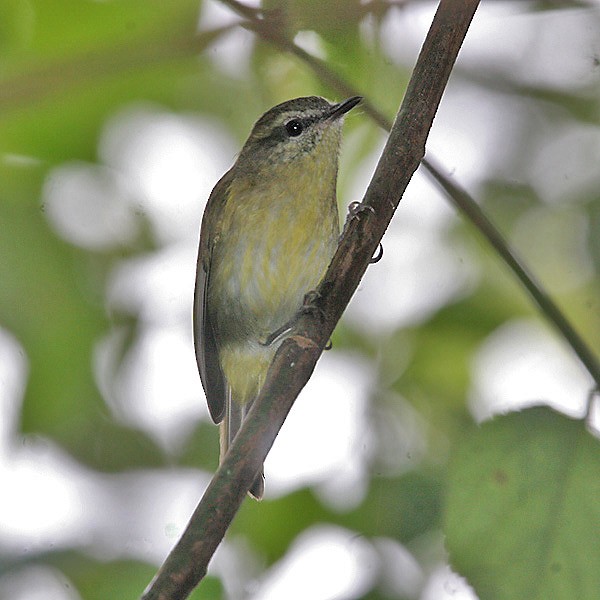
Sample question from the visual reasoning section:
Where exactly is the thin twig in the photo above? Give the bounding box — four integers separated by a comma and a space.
422, 157, 600, 388
141, 1, 480, 598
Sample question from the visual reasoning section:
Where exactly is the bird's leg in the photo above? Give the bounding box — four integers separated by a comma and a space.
342, 202, 383, 264
259, 290, 327, 348
259, 321, 294, 347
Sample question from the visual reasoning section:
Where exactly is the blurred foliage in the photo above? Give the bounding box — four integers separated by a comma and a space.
1, 1, 600, 599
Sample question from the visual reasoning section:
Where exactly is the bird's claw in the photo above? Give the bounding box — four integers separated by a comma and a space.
370, 242, 384, 264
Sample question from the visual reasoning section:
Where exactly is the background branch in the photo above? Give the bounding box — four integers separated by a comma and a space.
141, 1, 481, 598
422, 157, 600, 387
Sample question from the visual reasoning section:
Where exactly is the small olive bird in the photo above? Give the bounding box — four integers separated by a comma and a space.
193, 95, 361, 499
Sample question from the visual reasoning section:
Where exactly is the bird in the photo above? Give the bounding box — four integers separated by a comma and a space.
193, 95, 361, 499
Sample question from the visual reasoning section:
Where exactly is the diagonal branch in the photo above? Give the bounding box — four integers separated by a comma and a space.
141, 1, 481, 599
422, 156, 600, 387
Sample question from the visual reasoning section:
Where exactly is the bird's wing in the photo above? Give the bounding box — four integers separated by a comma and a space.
193, 169, 233, 424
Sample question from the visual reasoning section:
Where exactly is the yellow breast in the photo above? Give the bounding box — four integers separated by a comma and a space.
208, 140, 341, 402
214, 153, 339, 333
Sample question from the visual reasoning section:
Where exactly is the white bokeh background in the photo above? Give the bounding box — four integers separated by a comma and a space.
1, 2, 599, 599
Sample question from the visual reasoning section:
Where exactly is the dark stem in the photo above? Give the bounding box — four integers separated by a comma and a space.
422, 156, 600, 388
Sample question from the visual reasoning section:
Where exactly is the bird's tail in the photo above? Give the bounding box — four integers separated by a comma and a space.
220, 391, 265, 500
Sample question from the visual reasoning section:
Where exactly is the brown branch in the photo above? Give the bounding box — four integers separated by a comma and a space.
141, 1, 480, 599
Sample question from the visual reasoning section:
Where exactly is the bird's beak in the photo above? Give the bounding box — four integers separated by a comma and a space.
327, 96, 362, 121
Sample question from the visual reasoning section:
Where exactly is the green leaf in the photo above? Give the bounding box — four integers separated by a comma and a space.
445, 407, 600, 600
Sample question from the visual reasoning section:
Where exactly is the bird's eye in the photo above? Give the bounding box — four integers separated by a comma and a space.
285, 119, 304, 137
